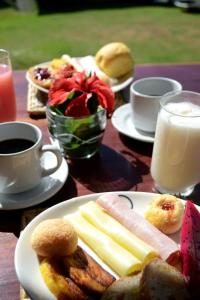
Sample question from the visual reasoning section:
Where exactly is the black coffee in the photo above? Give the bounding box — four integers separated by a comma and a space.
0, 138, 35, 154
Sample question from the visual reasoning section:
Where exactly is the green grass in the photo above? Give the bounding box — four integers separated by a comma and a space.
0, 5, 199, 69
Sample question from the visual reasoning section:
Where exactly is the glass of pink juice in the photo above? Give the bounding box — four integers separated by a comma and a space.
0, 49, 16, 122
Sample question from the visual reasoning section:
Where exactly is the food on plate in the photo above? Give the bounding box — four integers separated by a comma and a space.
40, 256, 93, 300
96, 194, 179, 263
74, 55, 118, 87
32, 220, 115, 299
31, 218, 78, 257
50, 57, 70, 70
40, 249, 114, 300
65, 212, 142, 276
144, 194, 184, 234
180, 200, 200, 298
101, 272, 142, 300
28, 55, 77, 90
95, 42, 134, 78
63, 246, 115, 296
140, 258, 191, 300
102, 258, 190, 300
79, 201, 158, 264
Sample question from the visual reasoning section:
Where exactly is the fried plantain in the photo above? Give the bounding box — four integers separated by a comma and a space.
63, 246, 115, 296
40, 257, 93, 300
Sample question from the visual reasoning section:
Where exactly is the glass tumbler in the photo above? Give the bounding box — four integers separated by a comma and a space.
46, 106, 107, 159
151, 90, 200, 197
0, 49, 16, 122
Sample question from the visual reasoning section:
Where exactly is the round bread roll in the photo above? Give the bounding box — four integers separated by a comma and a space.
31, 218, 78, 257
95, 42, 134, 78
144, 195, 184, 235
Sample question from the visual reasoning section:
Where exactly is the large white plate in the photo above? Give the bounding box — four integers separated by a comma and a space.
15, 191, 184, 300
112, 103, 155, 143
26, 56, 134, 94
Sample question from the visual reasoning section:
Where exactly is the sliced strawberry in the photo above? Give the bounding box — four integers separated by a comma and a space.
53, 64, 76, 81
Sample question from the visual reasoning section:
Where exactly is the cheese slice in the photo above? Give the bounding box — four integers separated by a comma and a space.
65, 212, 142, 276
79, 201, 158, 264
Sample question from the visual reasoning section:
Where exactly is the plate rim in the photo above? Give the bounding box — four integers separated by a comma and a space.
111, 103, 155, 143
26, 57, 134, 93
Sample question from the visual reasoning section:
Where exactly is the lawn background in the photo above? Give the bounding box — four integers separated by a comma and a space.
0, 4, 199, 69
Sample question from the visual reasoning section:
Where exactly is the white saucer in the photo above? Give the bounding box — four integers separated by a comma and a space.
0, 154, 69, 210
111, 103, 155, 143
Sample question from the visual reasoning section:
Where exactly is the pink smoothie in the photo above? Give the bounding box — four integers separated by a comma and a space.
0, 64, 16, 122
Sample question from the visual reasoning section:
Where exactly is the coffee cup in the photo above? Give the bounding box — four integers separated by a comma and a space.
0, 122, 63, 194
130, 77, 182, 132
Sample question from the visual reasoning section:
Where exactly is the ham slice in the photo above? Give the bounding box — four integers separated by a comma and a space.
96, 194, 179, 261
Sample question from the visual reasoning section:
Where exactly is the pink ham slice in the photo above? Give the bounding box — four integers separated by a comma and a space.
96, 194, 179, 262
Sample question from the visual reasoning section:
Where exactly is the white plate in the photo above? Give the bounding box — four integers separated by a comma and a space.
0, 154, 68, 210
111, 103, 155, 143
15, 191, 183, 300
26, 56, 134, 93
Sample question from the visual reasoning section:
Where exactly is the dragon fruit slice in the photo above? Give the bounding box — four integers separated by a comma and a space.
180, 200, 200, 298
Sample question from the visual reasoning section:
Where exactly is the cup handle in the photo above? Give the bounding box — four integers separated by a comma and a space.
40, 144, 63, 177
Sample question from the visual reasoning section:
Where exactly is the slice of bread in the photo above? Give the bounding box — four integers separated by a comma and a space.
140, 259, 191, 300
101, 272, 141, 300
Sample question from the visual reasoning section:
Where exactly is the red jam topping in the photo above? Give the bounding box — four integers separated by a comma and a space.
161, 202, 175, 211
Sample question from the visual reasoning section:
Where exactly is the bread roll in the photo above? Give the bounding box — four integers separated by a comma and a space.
31, 218, 78, 257
95, 42, 134, 78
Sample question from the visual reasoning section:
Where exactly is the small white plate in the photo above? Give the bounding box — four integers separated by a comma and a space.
111, 103, 155, 143
0, 154, 68, 210
26, 56, 134, 94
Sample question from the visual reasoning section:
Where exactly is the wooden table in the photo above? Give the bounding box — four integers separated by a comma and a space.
1, 64, 200, 300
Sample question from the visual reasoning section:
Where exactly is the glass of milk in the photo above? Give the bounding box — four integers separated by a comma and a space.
151, 90, 200, 197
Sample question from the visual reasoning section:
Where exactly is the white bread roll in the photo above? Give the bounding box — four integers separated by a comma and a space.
95, 42, 134, 78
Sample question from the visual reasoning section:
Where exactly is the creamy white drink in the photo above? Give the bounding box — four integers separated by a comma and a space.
151, 96, 200, 195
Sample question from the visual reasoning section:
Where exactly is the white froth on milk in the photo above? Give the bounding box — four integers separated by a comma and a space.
151, 101, 200, 193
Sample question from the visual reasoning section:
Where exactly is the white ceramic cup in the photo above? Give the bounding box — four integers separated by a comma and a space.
0, 122, 63, 194
130, 77, 182, 132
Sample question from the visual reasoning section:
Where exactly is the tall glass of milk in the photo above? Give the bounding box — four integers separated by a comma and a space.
0, 49, 16, 122
151, 91, 200, 197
